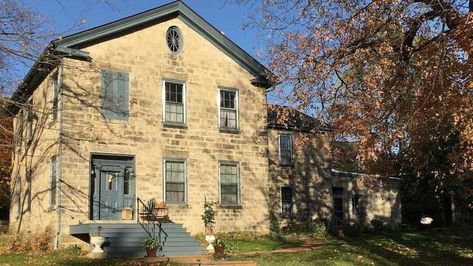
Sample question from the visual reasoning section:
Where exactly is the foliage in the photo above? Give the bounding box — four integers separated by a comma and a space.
281, 220, 328, 239
0, 0, 52, 93
214, 238, 226, 248
233, 0, 473, 223
1, 228, 52, 254
0, 107, 12, 213
201, 200, 217, 233
142, 237, 160, 249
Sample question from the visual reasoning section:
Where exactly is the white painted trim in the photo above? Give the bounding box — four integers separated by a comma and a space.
162, 79, 187, 124
217, 88, 239, 129
280, 185, 294, 216
163, 158, 188, 204
278, 133, 293, 164
218, 161, 241, 206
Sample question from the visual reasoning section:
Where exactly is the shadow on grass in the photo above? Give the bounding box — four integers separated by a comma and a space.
340, 227, 473, 266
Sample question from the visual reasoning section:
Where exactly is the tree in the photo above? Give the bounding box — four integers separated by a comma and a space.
0, 0, 51, 96
232, 0, 473, 223
0, 102, 12, 216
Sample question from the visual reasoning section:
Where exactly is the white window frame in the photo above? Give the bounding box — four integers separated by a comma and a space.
280, 186, 294, 217
162, 79, 187, 124
217, 88, 239, 130
218, 161, 241, 206
50, 72, 59, 123
278, 133, 293, 165
49, 156, 57, 209
163, 158, 187, 204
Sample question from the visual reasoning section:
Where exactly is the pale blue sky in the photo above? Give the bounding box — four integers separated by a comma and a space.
23, 0, 261, 59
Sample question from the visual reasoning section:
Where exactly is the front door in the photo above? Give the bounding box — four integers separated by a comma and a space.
99, 168, 122, 220
91, 155, 135, 220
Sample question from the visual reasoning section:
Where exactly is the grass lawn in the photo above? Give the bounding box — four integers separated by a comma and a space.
1, 227, 472, 265
230, 227, 473, 266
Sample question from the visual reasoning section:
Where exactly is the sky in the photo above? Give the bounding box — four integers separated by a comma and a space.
18, 0, 278, 102
22, 0, 262, 60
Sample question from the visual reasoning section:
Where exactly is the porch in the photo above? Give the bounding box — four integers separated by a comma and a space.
69, 222, 205, 258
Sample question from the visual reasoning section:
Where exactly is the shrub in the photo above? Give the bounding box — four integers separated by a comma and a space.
201, 200, 217, 233
143, 237, 160, 249
31, 231, 52, 252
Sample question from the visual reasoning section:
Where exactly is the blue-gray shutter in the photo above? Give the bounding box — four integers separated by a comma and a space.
101, 70, 129, 120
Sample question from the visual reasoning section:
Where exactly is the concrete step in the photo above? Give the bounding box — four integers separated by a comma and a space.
84, 222, 205, 258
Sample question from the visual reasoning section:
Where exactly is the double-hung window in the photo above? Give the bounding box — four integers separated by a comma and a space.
50, 156, 57, 208
163, 81, 185, 124
51, 73, 59, 123
281, 186, 294, 217
27, 100, 34, 143
219, 162, 240, 206
279, 134, 293, 165
164, 159, 186, 203
218, 89, 238, 129
101, 70, 129, 120
26, 170, 32, 211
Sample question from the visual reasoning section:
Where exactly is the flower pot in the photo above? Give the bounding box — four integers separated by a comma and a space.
214, 246, 225, 255
145, 247, 158, 257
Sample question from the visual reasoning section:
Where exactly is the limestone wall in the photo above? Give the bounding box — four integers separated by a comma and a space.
267, 128, 333, 228
57, 17, 269, 245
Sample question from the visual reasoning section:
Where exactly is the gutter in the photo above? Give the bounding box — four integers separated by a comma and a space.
54, 59, 65, 249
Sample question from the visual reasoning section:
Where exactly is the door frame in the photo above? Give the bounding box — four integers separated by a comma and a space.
89, 153, 136, 221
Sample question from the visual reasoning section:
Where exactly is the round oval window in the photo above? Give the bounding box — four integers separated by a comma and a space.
166, 26, 183, 53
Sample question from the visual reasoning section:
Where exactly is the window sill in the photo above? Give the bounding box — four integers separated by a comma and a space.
279, 163, 294, 167
218, 127, 240, 134
165, 202, 188, 207
163, 121, 187, 129
280, 214, 294, 219
218, 205, 242, 209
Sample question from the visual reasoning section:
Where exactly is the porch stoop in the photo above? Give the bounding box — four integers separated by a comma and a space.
70, 223, 206, 258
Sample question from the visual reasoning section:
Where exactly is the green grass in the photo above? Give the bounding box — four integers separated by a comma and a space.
1, 227, 472, 265
233, 237, 304, 252
229, 227, 473, 266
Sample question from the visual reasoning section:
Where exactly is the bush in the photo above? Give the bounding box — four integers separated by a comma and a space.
370, 219, 397, 233
3, 228, 53, 253
281, 220, 329, 237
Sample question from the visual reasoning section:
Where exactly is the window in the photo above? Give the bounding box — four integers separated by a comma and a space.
332, 187, 344, 222
279, 134, 293, 165
164, 159, 186, 203
166, 26, 183, 53
50, 157, 57, 208
51, 73, 59, 123
26, 170, 32, 212
163, 81, 185, 124
101, 70, 129, 120
27, 101, 34, 143
15, 110, 24, 154
281, 186, 294, 217
15, 176, 21, 218
218, 89, 238, 129
219, 163, 240, 206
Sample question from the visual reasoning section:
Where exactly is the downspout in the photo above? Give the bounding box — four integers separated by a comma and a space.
54, 58, 65, 249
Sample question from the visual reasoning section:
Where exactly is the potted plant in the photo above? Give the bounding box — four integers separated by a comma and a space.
143, 237, 160, 257
213, 238, 225, 255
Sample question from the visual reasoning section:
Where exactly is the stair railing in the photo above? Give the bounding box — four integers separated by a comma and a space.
331, 214, 344, 232
137, 197, 168, 247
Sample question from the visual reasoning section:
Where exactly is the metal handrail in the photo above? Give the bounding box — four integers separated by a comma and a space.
137, 197, 168, 246
331, 214, 344, 231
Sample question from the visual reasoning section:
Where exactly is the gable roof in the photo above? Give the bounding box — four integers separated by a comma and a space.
9, 0, 273, 114
267, 104, 332, 133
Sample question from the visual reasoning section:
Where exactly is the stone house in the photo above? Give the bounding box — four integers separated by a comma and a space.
8, 1, 401, 256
